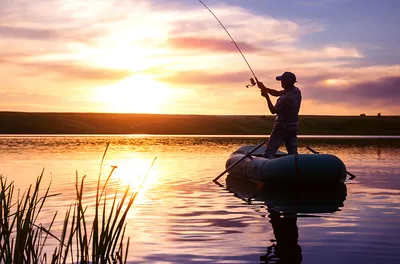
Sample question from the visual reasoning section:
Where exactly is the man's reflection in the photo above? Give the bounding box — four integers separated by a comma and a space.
225, 175, 346, 264
260, 210, 302, 264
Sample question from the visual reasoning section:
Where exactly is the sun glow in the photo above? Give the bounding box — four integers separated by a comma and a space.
324, 79, 349, 87
96, 75, 172, 113
107, 157, 160, 205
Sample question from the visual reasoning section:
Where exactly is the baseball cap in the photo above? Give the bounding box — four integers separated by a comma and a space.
276, 71, 296, 83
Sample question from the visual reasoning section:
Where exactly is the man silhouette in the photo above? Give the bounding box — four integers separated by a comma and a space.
257, 72, 302, 158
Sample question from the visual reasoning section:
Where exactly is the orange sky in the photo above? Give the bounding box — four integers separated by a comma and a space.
1, 0, 399, 115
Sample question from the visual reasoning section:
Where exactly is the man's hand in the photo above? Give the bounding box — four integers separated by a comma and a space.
256, 77, 277, 114
260, 88, 269, 98
257, 78, 285, 97
256, 78, 265, 89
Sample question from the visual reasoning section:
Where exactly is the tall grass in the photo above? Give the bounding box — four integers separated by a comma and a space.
0, 143, 155, 263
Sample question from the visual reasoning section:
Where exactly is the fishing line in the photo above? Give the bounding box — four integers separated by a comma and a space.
198, 0, 257, 88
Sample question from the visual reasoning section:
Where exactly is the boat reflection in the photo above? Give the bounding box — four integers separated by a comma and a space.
225, 175, 347, 264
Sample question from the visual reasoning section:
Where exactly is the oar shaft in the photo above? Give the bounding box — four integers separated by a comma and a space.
213, 140, 266, 182
306, 146, 319, 154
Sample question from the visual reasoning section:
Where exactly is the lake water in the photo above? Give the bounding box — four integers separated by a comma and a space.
0, 135, 399, 263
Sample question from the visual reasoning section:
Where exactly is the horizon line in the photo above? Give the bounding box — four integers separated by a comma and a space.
0, 111, 396, 117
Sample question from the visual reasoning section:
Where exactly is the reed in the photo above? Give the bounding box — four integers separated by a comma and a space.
0, 143, 154, 263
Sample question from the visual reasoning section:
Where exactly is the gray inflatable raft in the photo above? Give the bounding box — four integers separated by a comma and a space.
226, 145, 347, 183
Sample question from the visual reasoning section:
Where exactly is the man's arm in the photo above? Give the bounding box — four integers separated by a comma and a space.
257, 80, 285, 97
261, 89, 277, 114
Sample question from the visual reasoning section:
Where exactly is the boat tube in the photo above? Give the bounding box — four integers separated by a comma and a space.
226, 145, 347, 183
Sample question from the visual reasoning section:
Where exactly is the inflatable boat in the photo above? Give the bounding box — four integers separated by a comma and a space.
225, 145, 347, 184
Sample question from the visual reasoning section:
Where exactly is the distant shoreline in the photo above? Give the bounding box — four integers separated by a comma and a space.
1, 112, 399, 135
1, 134, 400, 139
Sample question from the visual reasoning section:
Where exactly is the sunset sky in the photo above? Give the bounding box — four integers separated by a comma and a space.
1, 0, 399, 115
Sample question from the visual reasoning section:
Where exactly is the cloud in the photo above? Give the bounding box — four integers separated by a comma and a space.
0, 25, 59, 40
17, 61, 133, 84
297, 0, 351, 6
0, 0, 399, 115
164, 3, 324, 44
0, 90, 106, 112
0, 52, 32, 64
156, 70, 252, 86
304, 76, 400, 106
0, 21, 108, 46
322, 46, 363, 58
157, 68, 400, 114
0, 0, 143, 44
167, 37, 261, 53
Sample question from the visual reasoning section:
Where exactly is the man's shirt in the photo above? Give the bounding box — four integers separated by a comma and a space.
275, 86, 302, 124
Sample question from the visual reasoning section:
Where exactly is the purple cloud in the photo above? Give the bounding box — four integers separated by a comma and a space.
0, 25, 59, 40
15, 61, 133, 84
304, 76, 400, 105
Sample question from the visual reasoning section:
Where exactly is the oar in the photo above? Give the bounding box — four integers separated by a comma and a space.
306, 146, 356, 180
306, 146, 319, 154
213, 140, 266, 183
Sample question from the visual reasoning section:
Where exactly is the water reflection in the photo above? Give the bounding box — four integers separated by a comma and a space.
225, 175, 347, 264
263, 211, 302, 264
1, 136, 399, 263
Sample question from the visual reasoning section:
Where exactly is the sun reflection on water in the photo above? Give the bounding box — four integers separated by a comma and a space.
104, 156, 160, 205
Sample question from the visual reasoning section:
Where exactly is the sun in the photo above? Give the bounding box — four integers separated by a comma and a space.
96, 75, 172, 113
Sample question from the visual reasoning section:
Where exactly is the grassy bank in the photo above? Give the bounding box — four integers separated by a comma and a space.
0, 112, 399, 135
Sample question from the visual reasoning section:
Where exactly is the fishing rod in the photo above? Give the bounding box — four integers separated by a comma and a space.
198, 0, 257, 88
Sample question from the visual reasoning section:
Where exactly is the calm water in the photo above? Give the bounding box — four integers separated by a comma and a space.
1, 135, 400, 263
